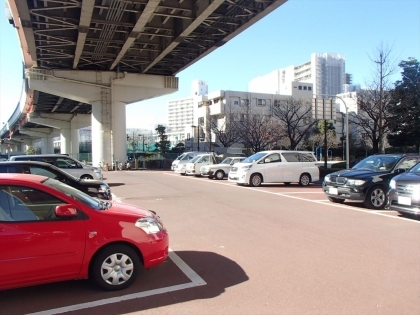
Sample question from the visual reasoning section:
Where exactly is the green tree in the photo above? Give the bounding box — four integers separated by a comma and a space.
26, 146, 36, 155
154, 125, 170, 153
387, 58, 420, 152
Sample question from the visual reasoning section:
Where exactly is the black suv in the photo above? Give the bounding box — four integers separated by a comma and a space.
0, 161, 112, 200
322, 153, 420, 209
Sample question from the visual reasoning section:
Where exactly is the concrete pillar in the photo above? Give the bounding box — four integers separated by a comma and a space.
92, 102, 106, 168
60, 128, 71, 154
92, 100, 126, 168
41, 138, 48, 153
71, 128, 79, 156
26, 70, 178, 166
41, 137, 55, 154
112, 101, 127, 163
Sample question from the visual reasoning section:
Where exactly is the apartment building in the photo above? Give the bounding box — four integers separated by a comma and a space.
165, 80, 208, 148
194, 81, 314, 151
249, 52, 346, 97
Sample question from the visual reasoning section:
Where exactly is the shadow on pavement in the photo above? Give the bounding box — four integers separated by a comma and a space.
1, 251, 249, 315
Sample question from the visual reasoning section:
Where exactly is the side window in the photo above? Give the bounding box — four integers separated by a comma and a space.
0, 185, 65, 222
282, 153, 299, 162
0, 165, 19, 173
395, 158, 418, 171
57, 157, 79, 169
264, 154, 281, 163
40, 158, 54, 165
298, 153, 316, 162
28, 166, 58, 179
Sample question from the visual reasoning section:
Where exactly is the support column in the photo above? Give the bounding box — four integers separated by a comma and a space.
41, 137, 55, 154
112, 101, 126, 163
41, 138, 48, 154
60, 128, 71, 154
71, 128, 79, 156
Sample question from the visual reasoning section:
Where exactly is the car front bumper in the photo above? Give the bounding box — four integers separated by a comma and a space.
322, 183, 365, 201
388, 189, 420, 216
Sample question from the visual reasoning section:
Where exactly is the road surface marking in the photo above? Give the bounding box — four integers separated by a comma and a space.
27, 249, 206, 315
163, 173, 420, 223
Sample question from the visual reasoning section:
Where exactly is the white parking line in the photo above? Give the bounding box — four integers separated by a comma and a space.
27, 249, 206, 315
163, 172, 420, 224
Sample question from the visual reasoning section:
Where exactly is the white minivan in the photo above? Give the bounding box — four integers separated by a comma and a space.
185, 153, 218, 176
228, 150, 319, 187
173, 151, 201, 175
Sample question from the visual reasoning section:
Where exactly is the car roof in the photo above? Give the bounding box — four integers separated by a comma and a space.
0, 160, 57, 167
0, 173, 47, 183
11, 154, 70, 158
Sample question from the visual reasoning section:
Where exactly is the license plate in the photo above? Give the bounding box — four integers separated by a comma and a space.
398, 196, 412, 206
329, 187, 338, 195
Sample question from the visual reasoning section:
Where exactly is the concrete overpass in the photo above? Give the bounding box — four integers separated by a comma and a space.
0, 0, 287, 166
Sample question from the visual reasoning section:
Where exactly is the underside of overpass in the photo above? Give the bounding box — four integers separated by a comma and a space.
1, 0, 288, 166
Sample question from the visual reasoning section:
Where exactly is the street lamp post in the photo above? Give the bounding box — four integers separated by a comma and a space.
191, 125, 199, 151
318, 94, 350, 169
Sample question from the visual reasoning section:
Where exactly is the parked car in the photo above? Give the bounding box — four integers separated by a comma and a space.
228, 150, 319, 187
387, 161, 420, 217
9, 154, 103, 180
201, 156, 246, 179
185, 153, 218, 176
322, 153, 420, 209
0, 173, 168, 291
0, 161, 112, 200
171, 151, 201, 171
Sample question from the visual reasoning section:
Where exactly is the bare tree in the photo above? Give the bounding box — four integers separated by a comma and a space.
272, 97, 316, 149
349, 43, 397, 153
235, 111, 281, 153
209, 115, 242, 148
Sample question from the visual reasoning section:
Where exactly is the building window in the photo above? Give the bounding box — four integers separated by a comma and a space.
257, 99, 266, 106
303, 86, 307, 90
233, 100, 239, 105
299, 86, 302, 90
308, 86, 312, 91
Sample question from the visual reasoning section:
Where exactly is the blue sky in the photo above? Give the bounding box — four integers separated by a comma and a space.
1, 0, 419, 129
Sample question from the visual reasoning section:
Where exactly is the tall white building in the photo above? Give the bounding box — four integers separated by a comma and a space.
166, 80, 208, 148
248, 53, 346, 97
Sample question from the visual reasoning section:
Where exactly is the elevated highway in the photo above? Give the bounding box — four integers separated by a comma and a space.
0, 0, 287, 166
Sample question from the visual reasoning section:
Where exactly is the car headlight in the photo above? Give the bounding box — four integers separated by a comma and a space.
347, 179, 365, 186
135, 217, 162, 234
324, 174, 331, 182
240, 165, 252, 171
389, 179, 396, 189
93, 167, 101, 173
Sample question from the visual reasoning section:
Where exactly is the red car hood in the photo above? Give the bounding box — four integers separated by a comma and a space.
106, 202, 153, 218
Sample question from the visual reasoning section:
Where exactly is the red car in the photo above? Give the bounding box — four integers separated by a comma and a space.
0, 173, 169, 291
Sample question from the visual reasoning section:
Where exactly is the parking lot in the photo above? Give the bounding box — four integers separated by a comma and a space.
2, 170, 419, 315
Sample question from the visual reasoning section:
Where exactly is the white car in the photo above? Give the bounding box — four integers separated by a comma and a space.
174, 162, 187, 175
185, 153, 218, 176
201, 157, 246, 180
171, 152, 201, 171
228, 150, 319, 187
